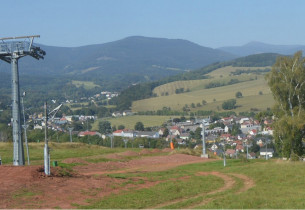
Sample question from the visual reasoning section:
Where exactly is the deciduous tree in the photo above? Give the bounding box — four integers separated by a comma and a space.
266, 51, 305, 158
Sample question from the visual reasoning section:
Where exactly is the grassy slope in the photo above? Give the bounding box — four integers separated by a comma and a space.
84, 159, 305, 209
133, 66, 273, 112
0, 142, 129, 165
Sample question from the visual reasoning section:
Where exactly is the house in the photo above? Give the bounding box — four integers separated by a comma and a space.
136, 131, 159, 139
220, 134, 231, 141
78, 131, 102, 137
249, 129, 257, 136
224, 124, 233, 133
225, 149, 236, 158
260, 148, 274, 158
205, 134, 218, 143
158, 128, 166, 137
211, 143, 218, 151
112, 112, 122, 117
122, 110, 133, 116
169, 126, 182, 136
239, 117, 250, 124
247, 152, 256, 159
180, 133, 190, 140
236, 144, 244, 152
113, 129, 135, 138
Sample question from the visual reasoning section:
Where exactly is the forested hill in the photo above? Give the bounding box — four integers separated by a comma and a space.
0, 36, 235, 91
218, 41, 305, 57
111, 53, 280, 110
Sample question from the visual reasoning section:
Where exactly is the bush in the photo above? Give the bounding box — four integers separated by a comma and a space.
222, 99, 237, 110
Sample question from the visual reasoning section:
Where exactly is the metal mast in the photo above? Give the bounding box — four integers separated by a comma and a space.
201, 122, 208, 158
68, 127, 74, 142
0, 35, 45, 166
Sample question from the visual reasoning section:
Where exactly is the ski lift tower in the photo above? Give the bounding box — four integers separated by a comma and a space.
0, 35, 45, 166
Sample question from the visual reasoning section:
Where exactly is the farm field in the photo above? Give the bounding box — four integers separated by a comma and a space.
133, 78, 273, 112
71, 80, 100, 90
0, 142, 305, 209
153, 66, 270, 96
92, 115, 172, 130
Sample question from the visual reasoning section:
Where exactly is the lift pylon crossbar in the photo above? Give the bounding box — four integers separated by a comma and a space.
0, 35, 40, 41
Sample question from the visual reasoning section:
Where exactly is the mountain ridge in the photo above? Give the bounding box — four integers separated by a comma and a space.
218, 41, 305, 56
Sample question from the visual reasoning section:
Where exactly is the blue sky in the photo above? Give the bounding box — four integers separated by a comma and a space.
1, 0, 305, 48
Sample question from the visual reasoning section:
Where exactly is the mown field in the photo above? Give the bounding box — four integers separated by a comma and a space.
133, 76, 273, 112
92, 115, 173, 130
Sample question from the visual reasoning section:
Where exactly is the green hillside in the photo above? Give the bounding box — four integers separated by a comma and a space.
112, 53, 278, 111
132, 66, 274, 113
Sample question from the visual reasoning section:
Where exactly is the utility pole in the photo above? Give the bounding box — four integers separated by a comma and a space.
201, 122, 208, 158
0, 35, 45, 166
44, 102, 50, 175
123, 139, 128, 148
265, 140, 268, 160
21, 92, 30, 165
68, 127, 74, 142
246, 140, 249, 160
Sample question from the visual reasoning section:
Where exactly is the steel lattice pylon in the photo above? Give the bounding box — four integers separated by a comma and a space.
0, 35, 45, 166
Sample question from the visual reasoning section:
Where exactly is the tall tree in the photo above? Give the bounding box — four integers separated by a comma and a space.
99, 121, 112, 134
266, 51, 305, 158
135, 121, 144, 131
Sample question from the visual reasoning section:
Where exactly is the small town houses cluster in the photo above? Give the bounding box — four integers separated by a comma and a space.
31, 111, 274, 159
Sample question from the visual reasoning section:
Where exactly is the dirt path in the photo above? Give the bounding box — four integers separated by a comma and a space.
151, 171, 255, 209
229, 173, 255, 194
151, 171, 236, 209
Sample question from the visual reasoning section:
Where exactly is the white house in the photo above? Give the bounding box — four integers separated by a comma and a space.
136, 131, 160, 139
112, 129, 135, 138
260, 148, 274, 158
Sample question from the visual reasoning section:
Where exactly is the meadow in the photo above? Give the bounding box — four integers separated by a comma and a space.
84, 159, 305, 209
133, 77, 273, 112
71, 80, 101, 90
92, 115, 172, 130
133, 66, 273, 113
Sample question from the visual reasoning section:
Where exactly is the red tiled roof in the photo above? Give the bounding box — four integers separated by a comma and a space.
113, 130, 123, 134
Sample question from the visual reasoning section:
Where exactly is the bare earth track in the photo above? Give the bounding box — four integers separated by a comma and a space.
0, 152, 254, 209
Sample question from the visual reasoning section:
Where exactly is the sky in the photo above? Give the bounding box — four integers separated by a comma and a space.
1, 0, 305, 48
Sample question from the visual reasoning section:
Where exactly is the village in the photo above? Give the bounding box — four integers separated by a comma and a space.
29, 104, 275, 160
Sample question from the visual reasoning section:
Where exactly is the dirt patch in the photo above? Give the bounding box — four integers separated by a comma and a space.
151, 148, 161, 153
61, 158, 89, 164
162, 148, 172, 152
119, 151, 139, 157
139, 149, 152, 155
0, 153, 214, 209
104, 153, 123, 159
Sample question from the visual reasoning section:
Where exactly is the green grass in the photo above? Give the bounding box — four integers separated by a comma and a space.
133, 77, 273, 112
0, 142, 132, 165
71, 80, 100, 90
81, 159, 305, 209
92, 115, 173, 130
134, 65, 273, 113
